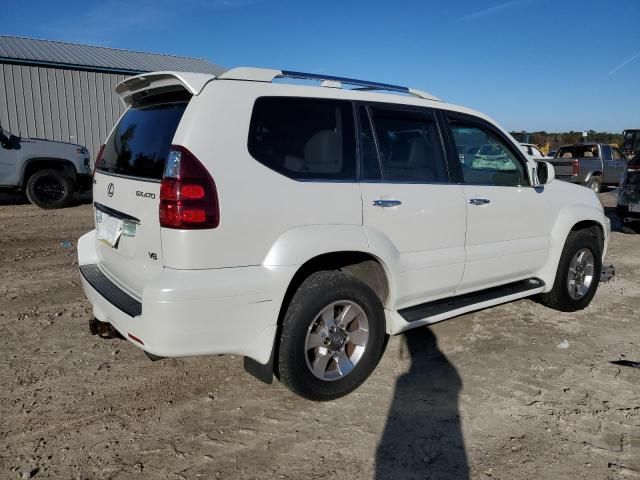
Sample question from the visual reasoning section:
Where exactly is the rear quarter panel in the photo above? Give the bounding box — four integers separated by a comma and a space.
162, 81, 363, 269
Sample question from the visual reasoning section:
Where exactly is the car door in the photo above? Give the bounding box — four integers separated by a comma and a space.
358, 104, 467, 309
0, 127, 18, 186
611, 147, 628, 181
601, 145, 617, 184
443, 113, 552, 294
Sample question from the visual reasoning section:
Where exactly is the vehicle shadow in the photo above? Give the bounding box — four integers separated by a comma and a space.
69, 192, 93, 207
0, 193, 30, 206
375, 327, 468, 480
0, 192, 92, 207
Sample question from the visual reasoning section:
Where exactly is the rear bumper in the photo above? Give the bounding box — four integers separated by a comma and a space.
78, 230, 295, 363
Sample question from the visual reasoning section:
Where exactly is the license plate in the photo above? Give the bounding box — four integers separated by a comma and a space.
96, 211, 123, 247
630, 203, 640, 213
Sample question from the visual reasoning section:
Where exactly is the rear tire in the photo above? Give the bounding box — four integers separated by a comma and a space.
539, 229, 602, 312
587, 176, 602, 194
26, 169, 74, 209
277, 270, 386, 401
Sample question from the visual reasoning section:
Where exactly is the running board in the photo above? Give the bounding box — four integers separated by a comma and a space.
399, 278, 545, 323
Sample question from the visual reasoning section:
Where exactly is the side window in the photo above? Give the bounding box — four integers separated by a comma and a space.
368, 107, 448, 183
358, 106, 381, 180
602, 145, 612, 161
449, 123, 528, 187
248, 97, 356, 181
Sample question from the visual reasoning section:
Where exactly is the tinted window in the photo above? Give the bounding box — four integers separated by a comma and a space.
248, 97, 356, 181
450, 125, 527, 187
358, 106, 381, 180
602, 145, 612, 161
98, 101, 187, 180
369, 108, 448, 182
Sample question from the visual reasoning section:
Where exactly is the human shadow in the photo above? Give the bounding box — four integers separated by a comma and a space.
375, 327, 468, 480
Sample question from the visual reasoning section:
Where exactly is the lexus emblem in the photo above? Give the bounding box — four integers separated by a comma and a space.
107, 183, 114, 197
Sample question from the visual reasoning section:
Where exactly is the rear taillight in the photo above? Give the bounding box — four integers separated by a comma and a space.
629, 162, 640, 171
572, 158, 579, 176
92, 144, 105, 177
159, 145, 219, 229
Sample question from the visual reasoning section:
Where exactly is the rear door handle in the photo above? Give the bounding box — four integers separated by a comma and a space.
373, 199, 402, 208
468, 198, 491, 206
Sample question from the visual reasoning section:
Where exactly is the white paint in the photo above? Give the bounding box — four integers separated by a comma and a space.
79, 68, 610, 366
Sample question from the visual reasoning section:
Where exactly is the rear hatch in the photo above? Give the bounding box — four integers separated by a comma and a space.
93, 91, 191, 297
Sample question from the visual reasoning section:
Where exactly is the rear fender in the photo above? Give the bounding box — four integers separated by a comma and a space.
263, 225, 370, 267
262, 225, 399, 307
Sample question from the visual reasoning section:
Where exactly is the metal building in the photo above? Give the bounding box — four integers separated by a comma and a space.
0, 35, 225, 157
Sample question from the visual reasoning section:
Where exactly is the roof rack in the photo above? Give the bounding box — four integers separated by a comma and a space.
217, 67, 440, 101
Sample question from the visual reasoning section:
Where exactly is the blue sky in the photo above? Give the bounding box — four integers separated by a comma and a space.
3, 0, 639, 132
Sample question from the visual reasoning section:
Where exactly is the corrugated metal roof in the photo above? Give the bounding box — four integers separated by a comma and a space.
0, 35, 226, 75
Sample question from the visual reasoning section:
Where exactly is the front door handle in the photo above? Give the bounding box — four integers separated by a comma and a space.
468, 198, 491, 206
373, 199, 402, 208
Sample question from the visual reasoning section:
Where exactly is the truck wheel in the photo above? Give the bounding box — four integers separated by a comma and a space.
539, 229, 602, 312
587, 176, 601, 194
26, 169, 74, 209
277, 270, 386, 401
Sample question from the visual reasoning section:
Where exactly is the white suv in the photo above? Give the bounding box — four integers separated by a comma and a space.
79, 68, 610, 400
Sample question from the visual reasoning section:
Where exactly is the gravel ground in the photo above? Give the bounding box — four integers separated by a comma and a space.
0, 190, 638, 480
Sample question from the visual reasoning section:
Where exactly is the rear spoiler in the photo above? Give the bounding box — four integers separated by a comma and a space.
116, 71, 216, 106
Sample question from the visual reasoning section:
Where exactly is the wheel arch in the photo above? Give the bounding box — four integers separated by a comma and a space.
260, 250, 391, 382
538, 207, 608, 290
584, 170, 602, 183
20, 158, 78, 187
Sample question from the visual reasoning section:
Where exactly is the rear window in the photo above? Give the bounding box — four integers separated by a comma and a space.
97, 101, 188, 180
248, 97, 356, 181
556, 145, 599, 159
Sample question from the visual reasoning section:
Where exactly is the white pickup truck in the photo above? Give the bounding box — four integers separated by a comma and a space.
0, 125, 92, 208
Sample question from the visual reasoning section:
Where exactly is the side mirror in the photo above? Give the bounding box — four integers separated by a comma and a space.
535, 161, 555, 186
6, 134, 21, 150
0, 130, 9, 149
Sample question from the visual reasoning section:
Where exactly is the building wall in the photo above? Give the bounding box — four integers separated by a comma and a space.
0, 62, 128, 158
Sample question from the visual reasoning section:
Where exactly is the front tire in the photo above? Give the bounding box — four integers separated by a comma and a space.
26, 169, 74, 209
277, 270, 386, 401
540, 229, 602, 312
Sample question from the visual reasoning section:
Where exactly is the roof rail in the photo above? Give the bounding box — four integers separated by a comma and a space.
217, 67, 440, 101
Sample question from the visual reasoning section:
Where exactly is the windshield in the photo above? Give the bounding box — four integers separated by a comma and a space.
97, 101, 188, 180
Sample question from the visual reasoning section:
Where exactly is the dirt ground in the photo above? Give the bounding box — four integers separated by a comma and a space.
0, 190, 638, 480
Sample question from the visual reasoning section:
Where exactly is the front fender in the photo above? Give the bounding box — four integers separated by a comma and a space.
20, 157, 78, 186
537, 203, 609, 290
